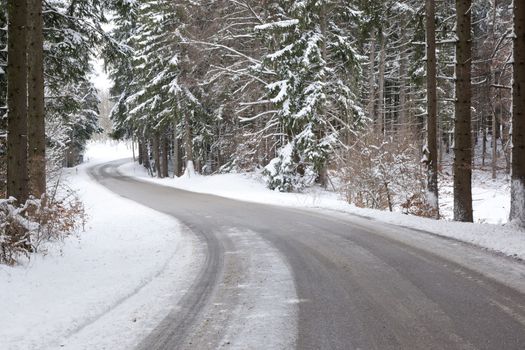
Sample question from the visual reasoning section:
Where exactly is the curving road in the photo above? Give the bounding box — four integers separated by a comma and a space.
90, 159, 525, 350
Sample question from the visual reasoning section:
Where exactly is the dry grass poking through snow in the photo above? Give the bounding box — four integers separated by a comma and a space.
0, 190, 86, 265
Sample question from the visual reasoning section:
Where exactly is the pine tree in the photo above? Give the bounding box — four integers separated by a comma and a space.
6, 0, 29, 203
106, 0, 138, 140
27, 0, 46, 197
425, 0, 439, 217
43, 0, 106, 168
453, 0, 473, 222
509, 0, 525, 226
258, 0, 363, 191
124, 0, 187, 176
196, 0, 271, 173
1, 0, 105, 195
0, 0, 7, 196
110, 0, 212, 177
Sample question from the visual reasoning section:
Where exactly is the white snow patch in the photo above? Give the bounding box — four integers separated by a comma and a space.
0, 141, 201, 350
220, 229, 297, 349
439, 171, 510, 225
183, 160, 196, 178
254, 19, 299, 31
509, 179, 525, 227
426, 190, 438, 209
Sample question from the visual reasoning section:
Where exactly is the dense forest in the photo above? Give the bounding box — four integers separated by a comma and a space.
3, 3, 525, 348
106, 0, 524, 224
0, 0, 524, 255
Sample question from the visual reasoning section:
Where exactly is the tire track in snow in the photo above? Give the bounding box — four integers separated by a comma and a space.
171, 228, 298, 350
218, 229, 297, 349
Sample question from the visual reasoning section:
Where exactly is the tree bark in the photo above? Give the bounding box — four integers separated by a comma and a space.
142, 139, 151, 170
490, 0, 498, 180
138, 139, 143, 165
398, 46, 408, 136
161, 134, 169, 178
184, 111, 193, 170
426, 0, 439, 218
453, 0, 473, 222
367, 30, 376, 121
317, 3, 328, 188
492, 93, 498, 179
481, 115, 486, 167
27, 0, 45, 199
152, 133, 161, 177
377, 33, 386, 135
172, 135, 180, 177
502, 118, 511, 174
510, 0, 525, 225
131, 135, 136, 162
7, 0, 29, 204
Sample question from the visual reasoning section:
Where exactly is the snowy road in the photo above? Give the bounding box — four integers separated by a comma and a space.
90, 159, 525, 350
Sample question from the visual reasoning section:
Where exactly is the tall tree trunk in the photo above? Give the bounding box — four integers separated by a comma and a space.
317, 3, 328, 188
131, 135, 136, 162
377, 33, 386, 135
490, 0, 498, 180
503, 119, 511, 174
481, 114, 486, 167
7, 0, 29, 204
510, 0, 525, 225
453, 0, 473, 222
398, 47, 408, 136
367, 30, 376, 121
138, 139, 143, 165
184, 111, 194, 175
142, 139, 151, 170
426, 0, 439, 218
152, 133, 161, 177
27, 0, 45, 198
492, 96, 498, 179
161, 134, 169, 178
173, 134, 180, 177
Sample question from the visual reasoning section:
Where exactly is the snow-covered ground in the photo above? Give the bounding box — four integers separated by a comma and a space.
1, 141, 520, 349
0, 141, 202, 350
120, 152, 525, 261
439, 165, 510, 225
220, 229, 297, 350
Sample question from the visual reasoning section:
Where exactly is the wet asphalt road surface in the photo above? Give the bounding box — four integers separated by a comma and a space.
90, 159, 525, 350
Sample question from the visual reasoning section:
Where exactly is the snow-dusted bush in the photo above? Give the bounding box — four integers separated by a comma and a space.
219, 131, 263, 174
0, 198, 33, 265
263, 142, 317, 192
338, 132, 432, 216
0, 192, 86, 265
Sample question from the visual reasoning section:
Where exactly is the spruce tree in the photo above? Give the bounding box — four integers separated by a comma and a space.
453, 0, 473, 222
425, 0, 439, 218
510, 0, 525, 226
6, 0, 29, 203
0, 0, 7, 196
259, 0, 363, 191
27, 0, 46, 197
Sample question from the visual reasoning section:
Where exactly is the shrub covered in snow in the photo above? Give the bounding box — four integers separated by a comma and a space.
263, 142, 318, 192
338, 132, 434, 217
0, 198, 33, 265
0, 192, 86, 265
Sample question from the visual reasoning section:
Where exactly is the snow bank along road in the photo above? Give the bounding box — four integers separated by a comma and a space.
90, 159, 525, 350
